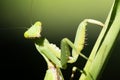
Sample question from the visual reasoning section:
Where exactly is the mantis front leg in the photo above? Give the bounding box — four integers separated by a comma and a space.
60, 19, 104, 68
60, 38, 88, 68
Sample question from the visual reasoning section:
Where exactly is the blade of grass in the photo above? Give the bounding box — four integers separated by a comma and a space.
82, 0, 115, 72
79, 0, 120, 79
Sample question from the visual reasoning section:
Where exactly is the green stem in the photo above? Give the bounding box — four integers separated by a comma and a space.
79, 0, 120, 80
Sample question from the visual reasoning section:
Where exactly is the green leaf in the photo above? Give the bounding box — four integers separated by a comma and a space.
79, 0, 120, 80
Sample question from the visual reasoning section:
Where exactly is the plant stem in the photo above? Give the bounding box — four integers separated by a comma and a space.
79, 0, 120, 80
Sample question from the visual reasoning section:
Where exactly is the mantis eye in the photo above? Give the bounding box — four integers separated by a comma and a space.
24, 21, 42, 39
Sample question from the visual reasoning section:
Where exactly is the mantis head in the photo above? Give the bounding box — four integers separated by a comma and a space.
24, 21, 42, 39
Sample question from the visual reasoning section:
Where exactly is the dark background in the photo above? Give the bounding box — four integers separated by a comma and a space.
0, 0, 120, 80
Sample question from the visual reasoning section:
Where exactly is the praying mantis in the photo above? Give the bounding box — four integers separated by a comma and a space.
24, 19, 104, 80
